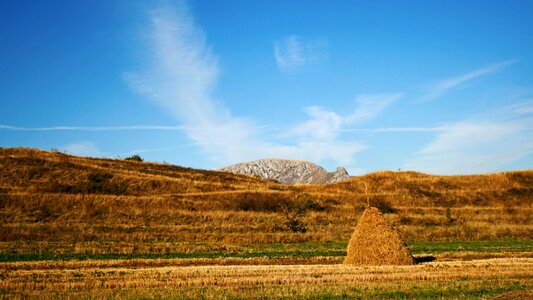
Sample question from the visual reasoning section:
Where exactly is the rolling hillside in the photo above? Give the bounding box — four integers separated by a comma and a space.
1, 147, 532, 256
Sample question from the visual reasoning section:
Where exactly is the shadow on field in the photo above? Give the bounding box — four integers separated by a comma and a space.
415, 255, 437, 264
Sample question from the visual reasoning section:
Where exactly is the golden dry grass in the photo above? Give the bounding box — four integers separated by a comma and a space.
1, 148, 532, 299
492, 291, 533, 300
1, 147, 532, 256
0, 258, 531, 299
344, 207, 414, 265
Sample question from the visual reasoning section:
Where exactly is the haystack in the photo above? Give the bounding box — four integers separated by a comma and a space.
344, 207, 414, 265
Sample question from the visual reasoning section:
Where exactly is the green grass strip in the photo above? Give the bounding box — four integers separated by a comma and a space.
0, 250, 345, 262
1, 240, 531, 262
407, 240, 533, 254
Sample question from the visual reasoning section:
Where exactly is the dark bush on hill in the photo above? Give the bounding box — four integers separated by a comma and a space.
124, 154, 143, 162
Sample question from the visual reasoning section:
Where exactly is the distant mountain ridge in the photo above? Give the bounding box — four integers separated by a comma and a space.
221, 158, 350, 184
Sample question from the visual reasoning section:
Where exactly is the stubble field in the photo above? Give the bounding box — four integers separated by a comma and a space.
2, 257, 532, 299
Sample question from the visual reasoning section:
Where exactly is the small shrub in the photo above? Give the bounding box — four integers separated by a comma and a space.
26, 167, 45, 180
281, 204, 307, 233
296, 195, 327, 212
84, 172, 127, 195
46, 179, 75, 193
236, 194, 290, 212
33, 206, 58, 222
323, 198, 341, 206
507, 187, 533, 197
234, 194, 328, 213
125, 154, 143, 162
445, 206, 455, 225
150, 180, 161, 189
88, 172, 113, 183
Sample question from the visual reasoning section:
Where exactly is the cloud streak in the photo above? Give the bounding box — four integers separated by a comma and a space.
290, 93, 402, 140
274, 35, 328, 74
1, 123, 443, 134
511, 99, 533, 115
341, 127, 444, 133
346, 93, 403, 123
404, 109, 533, 174
418, 60, 517, 102
0, 124, 186, 131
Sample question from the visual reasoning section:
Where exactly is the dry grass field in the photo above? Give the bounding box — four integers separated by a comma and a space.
1, 148, 532, 298
1, 258, 532, 299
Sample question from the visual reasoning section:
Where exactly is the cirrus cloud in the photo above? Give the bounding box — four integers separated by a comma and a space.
124, 3, 370, 168
417, 60, 517, 103
274, 35, 328, 74
403, 116, 533, 174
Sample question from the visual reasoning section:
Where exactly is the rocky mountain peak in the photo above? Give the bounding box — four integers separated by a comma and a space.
220, 158, 350, 184
330, 167, 349, 182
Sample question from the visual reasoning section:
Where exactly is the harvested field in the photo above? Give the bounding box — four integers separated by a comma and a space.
1, 258, 532, 299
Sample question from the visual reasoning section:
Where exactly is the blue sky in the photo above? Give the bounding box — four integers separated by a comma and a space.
1, 0, 532, 175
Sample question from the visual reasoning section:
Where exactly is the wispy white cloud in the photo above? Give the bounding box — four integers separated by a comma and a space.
405, 71, 533, 174
346, 93, 403, 123
0, 124, 186, 131
274, 35, 328, 74
124, 3, 365, 168
124, 3, 260, 164
290, 106, 343, 141
418, 60, 517, 102
290, 93, 402, 140
418, 122, 520, 154
511, 99, 533, 115
403, 115, 533, 174
341, 127, 444, 133
283, 93, 401, 166
124, 4, 222, 125
62, 142, 105, 157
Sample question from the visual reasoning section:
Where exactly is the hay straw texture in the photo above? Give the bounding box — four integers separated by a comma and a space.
344, 207, 415, 266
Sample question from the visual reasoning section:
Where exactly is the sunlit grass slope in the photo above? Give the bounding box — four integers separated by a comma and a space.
1, 148, 532, 256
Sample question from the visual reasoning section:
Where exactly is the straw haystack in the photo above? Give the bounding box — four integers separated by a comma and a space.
344, 207, 414, 265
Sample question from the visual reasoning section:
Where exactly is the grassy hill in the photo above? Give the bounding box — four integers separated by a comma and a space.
1, 147, 532, 257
